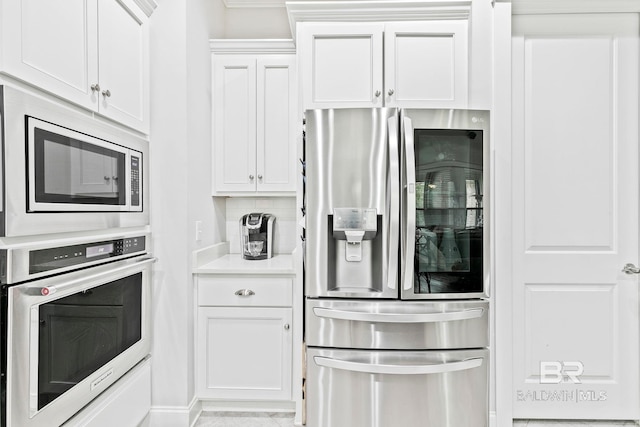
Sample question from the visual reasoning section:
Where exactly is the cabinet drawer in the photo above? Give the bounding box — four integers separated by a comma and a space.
198, 276, 293, 307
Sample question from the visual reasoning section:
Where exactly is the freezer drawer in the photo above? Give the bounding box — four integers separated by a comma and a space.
305, 298, 488, 349
306, 347, 488, 427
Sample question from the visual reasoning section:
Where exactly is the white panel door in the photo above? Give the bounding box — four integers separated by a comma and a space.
97, 0, 148, 131
512, 14, 639, 419
213, 56, 257, 193
2, 0, 98, 108
384, 21, 468, 108
196, 307, 292, 400
300, 23, 384, 109
256, 55, 296, 192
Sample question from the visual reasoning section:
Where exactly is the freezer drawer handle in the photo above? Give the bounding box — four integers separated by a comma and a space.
235, 289, 255, 296
314, 356, 483, 375
313, 307, 484, 323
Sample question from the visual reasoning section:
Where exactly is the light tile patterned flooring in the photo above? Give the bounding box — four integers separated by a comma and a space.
194, 412, 295, 427
194, 413, 638, 427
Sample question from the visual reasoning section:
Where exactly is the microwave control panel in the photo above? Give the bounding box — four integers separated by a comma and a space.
130, 154, 141, 207
29, 236, 147, 274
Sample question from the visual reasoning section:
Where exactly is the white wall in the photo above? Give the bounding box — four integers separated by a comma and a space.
208, 0, 292, 39
148, 0, 222, 424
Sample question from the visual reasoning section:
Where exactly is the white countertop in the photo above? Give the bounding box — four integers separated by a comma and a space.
193, 243, 295, 275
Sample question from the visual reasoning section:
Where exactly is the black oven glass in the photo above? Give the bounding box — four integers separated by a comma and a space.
37, 273, 142, 410
413, 129, 484, 294
33, 127, 126, 206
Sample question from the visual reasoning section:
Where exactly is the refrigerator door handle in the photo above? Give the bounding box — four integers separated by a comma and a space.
314, 356, 483, 375
387, 116, 400, 290
312, 307, 484, 323
402, 117, 416, 291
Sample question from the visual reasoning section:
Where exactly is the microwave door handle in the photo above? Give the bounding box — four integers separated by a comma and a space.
314, 356, 483, 375
313, 307, 484, 323
402, 117, 416, 292
387, 116, 400, 290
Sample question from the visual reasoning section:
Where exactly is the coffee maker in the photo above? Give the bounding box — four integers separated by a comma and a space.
239, 213, 275, 260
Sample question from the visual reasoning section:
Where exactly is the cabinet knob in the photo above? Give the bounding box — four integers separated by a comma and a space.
249, 174, 255, 180
257, 174, 263, 180
388, 89, 395, 96
623, 263, 640, 274
374, 90, 381, 98
234, 289, 255, 296
102, 89, 111, 98
91, 83, 101, 93
104, 176, 111, 182
284, 323, 290, 330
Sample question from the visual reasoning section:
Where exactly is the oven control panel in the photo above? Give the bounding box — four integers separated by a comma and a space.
29, 236, 147, 274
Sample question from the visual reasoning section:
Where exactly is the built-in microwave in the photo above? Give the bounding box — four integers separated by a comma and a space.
0, 85, 149, 237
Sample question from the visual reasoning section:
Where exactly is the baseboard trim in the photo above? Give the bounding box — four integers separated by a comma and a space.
149, 396, 201, 427
200, 399, 296, 413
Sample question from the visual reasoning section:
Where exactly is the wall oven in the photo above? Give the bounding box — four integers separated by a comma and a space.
0, 85, 148, 237
0, 231, 153, 427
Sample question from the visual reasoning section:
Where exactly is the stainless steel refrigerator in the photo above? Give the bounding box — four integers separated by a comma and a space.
303, 108, 490, 427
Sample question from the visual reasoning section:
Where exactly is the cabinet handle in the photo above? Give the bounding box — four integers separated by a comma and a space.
374, 90, 381, 98
249, 174, 255, 180
284, 323, 290, 330
623, 263, 640, 274
257, 174, 263, 180
234, 289, 255, 296
91, 83, 101, 93
388, 89, 395, 96
112, 176, 118, 181
102, 89, 111, 98
104, 176, 111, 182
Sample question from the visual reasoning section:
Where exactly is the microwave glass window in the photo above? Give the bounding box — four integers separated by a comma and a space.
413, 129, 483, 295
34, 127, 126, 205
37, 273, 142, 410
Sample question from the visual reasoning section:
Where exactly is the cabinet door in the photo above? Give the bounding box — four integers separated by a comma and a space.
256, 55, 297, 192
212, 56, 257, 193
196, 306, 292, 400
97, 0, 149, 132
1, 0, 98, 109
300, 23, 384, 109
384, 21, 468, 108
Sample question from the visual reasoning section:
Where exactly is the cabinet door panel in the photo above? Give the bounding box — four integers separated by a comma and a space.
385, 21, 468, 108
197, 307, 292, 400
2, 0, 97, 108
213, 56, 257, 193
97, 0, 148, 131
301, 23, 384, 109
257, 56, 296, 192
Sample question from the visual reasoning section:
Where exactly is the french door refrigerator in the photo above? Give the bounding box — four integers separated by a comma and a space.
303, 108, 490, 427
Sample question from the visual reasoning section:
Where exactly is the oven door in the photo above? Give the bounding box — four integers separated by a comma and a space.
6, 256, 154, 427
26, 117, 142, 213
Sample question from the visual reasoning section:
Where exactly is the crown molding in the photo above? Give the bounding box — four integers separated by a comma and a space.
496, 0, 640, 14
132, 0, 158, 17
286, 0, 471, 37
223, 0, 286, 7
210, 39, 296, 54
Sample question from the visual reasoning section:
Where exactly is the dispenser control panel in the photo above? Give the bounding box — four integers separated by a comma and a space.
332, 208, 377, 240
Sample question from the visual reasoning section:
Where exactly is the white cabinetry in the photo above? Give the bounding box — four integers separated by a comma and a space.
299, 21, 468, 110
196, 275, 293, 401
211, 41, 297, 195
0, 0, 150, 132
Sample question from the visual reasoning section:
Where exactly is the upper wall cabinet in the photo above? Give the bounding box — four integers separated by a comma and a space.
0, 0, 150, 133
299, 21, 468, 110
211, 41, 297, 196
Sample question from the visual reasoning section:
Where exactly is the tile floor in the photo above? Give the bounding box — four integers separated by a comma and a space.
194, 413, 638, 427
194, 412, 295, 427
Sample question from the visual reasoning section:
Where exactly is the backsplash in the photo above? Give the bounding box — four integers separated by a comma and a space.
226, 197, 297, 255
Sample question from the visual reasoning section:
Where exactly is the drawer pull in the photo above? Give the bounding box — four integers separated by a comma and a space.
234, 289, 255, 297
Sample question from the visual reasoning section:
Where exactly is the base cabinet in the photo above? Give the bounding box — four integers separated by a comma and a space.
196, 275, 293, 401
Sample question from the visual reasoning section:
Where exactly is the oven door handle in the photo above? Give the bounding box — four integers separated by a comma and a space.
36, 256, 157, 297
312, 307, 484, 323
314, 356, 483, 375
